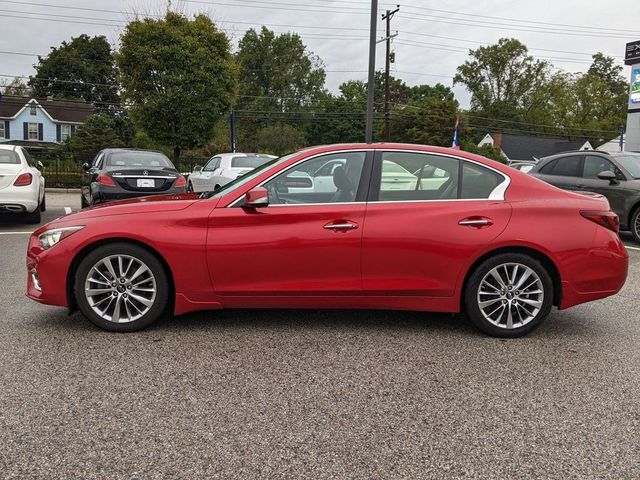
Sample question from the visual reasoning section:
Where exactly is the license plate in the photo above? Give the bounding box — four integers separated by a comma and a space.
136, 179, 155, 188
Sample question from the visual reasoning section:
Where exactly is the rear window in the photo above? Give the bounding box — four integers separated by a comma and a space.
0, 150, 20, 164
231, 156, 271, 169
105, 151, 174, 170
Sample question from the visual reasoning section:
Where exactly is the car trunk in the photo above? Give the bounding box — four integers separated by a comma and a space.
109, 169, 179, 192
0, 164, 22, 190
230, 167, 254, 177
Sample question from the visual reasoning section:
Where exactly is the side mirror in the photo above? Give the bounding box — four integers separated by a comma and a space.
36, 161, 44, 171
193, 165, 202, 173
82, 162, 90, 172
244, 186, 269, 208
597, 170, 617, 183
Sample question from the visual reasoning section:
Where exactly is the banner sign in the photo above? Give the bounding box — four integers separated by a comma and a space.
631, 67, 640, 105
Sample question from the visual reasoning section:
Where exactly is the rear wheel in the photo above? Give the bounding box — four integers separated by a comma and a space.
464, 253, 553, 338
24, 203, 41, 224
74, 243, 170, 332
187, 181, 194, 192
40, 193, 46, 212
631, 208, 640, 244
81, 194, 89, 208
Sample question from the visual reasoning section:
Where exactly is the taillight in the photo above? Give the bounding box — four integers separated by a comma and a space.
97, 173, 116, 187
174, 175, 187, 188
14, 172, 33, 186
580, 210, 619, 233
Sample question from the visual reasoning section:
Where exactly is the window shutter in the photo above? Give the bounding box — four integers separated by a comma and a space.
38, 123, 43, 141
4, 121, 9, 139
23, 122, 28, 140
71, 125, 76, 134
56, 125, 61, 142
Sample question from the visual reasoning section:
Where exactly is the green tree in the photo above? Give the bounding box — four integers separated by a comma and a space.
461, 142, 507, 164
29, 35, 119, 108
117, 13, 237, 160
68, 114, 125, 164
454, 38, 550, 124
254, 124, 306, 155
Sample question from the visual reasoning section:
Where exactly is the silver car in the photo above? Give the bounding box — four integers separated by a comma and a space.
188, 153, 276, 192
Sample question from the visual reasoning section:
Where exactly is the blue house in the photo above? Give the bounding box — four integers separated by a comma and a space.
0, 96, 93, 148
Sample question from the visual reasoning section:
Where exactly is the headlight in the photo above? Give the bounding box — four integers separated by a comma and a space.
38, 226, 84, 250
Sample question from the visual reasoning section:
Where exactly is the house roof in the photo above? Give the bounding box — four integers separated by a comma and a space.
491, 133, 590, 160
0, 96, 93, 123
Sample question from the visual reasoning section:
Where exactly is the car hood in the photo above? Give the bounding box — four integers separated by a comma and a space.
63, 192, 202, 221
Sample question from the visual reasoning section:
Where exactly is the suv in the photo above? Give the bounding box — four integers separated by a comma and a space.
529, 151, 640, 242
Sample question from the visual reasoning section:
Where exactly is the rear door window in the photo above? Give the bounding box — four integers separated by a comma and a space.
545, 156, 582, 177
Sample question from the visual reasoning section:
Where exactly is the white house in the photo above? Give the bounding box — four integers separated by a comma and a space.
0, 96, 93, 148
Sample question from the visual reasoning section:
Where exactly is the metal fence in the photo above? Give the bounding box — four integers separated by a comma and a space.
39, 158, 205, 188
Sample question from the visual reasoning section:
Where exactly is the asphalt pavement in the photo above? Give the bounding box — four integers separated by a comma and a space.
0, 192, 639, 479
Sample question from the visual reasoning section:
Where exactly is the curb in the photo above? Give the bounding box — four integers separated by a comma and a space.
46, 188, 81, 193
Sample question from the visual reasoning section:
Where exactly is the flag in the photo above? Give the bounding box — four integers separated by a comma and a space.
451, 115, 460, 150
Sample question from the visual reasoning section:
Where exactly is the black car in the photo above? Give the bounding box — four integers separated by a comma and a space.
529, 150, 640, 242
81, 149, 187, 207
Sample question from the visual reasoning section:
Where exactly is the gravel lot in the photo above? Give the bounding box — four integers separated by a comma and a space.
1, 192, 639, 479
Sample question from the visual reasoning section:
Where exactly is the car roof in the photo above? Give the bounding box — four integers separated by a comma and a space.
0, 144, 19, 151
101, 148, 167, 155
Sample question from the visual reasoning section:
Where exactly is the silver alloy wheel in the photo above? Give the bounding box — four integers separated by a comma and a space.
477, 262, 544, 329
634, 212, 640, 239
84, 254, 157, 324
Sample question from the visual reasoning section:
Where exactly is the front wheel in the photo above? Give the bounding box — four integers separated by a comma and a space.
464, 253, 553, 338
74, 243, 170, 332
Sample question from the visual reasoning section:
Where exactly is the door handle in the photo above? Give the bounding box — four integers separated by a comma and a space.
324, 221, 358, 231
458, 217, 493, 228
576, 184, 588, 189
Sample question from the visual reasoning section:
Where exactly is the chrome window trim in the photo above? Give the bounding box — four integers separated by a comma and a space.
227, 148, 511, 207
111, 175, 176, 179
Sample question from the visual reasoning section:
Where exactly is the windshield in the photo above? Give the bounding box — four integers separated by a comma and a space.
231, 156, 272, 169
614, 154, 640, 178
105, 151, 175, 170
203, 152, 298, 199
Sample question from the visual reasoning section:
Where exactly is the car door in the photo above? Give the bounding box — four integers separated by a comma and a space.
82, 152, 103, 204
533, 155, 582, 191
193, 157, 220, 191
207, 151, 372, 295
575, 154, 628, 219
361, 151, 512, 297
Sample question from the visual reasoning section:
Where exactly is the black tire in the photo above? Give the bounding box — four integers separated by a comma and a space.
464, 253, 553, 338
214, 184, 220, 191
24, 204, 41, 224
74, 242, 171, 332
631, 208, 640, 244
40, 193, 46, 212
187, 181, 193, 192
81, 194, 89, 209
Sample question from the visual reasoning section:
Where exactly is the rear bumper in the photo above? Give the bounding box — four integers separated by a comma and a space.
94, 186, 187, 204
559, 228, 629, 309
0, 185, 40, 213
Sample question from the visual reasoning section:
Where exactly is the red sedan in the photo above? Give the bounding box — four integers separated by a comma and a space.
26, 144, 628, 337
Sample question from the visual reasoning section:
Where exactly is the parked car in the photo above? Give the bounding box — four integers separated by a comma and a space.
80, 149, 187, 207
528, 151, 640, 242
27, 143, 627, 337
188, 153, 276, 192
0, 145, 45, 223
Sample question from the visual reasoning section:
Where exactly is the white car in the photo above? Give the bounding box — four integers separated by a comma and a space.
0, 145, 45, 223
188, 153, 276, 192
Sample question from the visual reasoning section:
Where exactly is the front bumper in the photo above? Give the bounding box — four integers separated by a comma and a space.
26, 234, 72, 308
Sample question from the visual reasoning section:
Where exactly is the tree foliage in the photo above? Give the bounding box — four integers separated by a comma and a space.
117, 13, 237, 160
29, 35, 119, 107
68, 114, 125, 163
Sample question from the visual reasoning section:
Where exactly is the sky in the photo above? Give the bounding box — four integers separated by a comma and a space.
0, 0, 636, 108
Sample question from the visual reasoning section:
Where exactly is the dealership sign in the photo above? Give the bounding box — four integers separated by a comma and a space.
626, 40, 640, 65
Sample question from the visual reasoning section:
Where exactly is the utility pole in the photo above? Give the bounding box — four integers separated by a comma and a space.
382, 6, 399, 142
230, 110, 237, 153
365, 0, 378, 143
